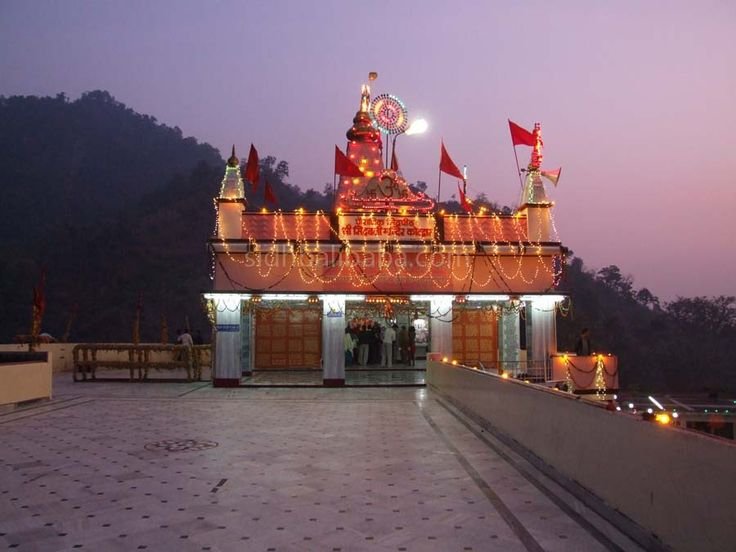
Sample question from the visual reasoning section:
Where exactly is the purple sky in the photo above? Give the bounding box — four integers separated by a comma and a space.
2, 1, 734, 300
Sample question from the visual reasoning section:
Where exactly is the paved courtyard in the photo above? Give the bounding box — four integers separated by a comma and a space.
0, 376, 644, 551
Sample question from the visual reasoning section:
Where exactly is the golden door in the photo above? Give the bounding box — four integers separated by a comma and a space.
451, 307, 498, 366
255, 306, 322, 369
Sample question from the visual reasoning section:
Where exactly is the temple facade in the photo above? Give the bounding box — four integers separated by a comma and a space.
205, 83, 567, 387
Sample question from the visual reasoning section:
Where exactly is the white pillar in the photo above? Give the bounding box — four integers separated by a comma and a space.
430, 295, 453, 357
240, 308, 253, 376
499, 308, 521, 376
321, 295, 346, 386
213, 294, 242, 387
530, 297, 558, 379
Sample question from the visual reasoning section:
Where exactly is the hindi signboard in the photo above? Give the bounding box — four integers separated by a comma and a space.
337, 214, 435, 241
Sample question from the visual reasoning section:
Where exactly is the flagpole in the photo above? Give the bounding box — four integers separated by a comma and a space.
383, 132, 388, 169
333, 172, 338, 205
437, 168, 442, 204
512, 145, 524, 189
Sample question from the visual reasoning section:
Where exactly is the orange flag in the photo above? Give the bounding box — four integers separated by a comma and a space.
457, 184, 473, 213
541, 167, 562, 186
244, 144, 259, 191
440, 141, 464, 180
264, 179, 278, 205
508, 120, 535, 147
334, 145, 364, 177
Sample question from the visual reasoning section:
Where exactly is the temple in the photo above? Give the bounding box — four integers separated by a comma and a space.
205, 82, 610, 389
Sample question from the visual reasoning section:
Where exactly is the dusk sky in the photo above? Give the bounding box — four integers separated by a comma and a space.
1, 1, 734, 300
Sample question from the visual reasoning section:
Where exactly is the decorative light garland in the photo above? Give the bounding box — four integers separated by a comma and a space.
211, 205, 564, 294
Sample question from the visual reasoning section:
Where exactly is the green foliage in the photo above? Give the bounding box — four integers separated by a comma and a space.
0, 91, 334, 342
0, 91, 221, 245
559, 258, 736, 392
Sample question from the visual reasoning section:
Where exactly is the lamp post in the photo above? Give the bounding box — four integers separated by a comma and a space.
390, 118, 428, 170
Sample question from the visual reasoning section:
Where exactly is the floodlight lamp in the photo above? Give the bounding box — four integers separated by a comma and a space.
405, 118, 428, 136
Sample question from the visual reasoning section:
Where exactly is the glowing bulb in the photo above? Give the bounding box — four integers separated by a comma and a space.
655, 413, 671, 425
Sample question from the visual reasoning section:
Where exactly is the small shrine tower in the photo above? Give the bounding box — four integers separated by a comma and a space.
216, 146, 247, 240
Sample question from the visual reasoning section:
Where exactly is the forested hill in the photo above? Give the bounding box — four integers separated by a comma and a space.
557, 259, 736, 393
0, 91, 223, 245
0, 91, 333, 342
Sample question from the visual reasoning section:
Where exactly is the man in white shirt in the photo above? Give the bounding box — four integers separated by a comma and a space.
382, 324, 396, 368
178, 330, 194, 348
176, 329, 193, 361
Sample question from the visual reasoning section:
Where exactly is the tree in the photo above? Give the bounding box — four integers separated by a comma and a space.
596, 265, 633, 298
665, 296, 736, 335
275, 160, 289, 179
409, 180, 428, 194
635, 287, 660, 310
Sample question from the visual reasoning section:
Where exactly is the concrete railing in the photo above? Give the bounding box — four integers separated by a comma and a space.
0, 351, 52, 406
0, 343, 75, 373
72, 344, 211, 382
427, 360, 736, 552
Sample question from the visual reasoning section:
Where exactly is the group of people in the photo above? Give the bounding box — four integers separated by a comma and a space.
344, 319, 416, 368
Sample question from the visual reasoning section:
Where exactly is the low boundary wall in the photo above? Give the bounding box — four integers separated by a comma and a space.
0, 344, 74, 373
427, 360, 736, 552
0, 352, 52, 406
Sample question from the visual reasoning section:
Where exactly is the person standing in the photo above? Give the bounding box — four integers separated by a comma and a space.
398, 325, 409, 364
176, 328, 193, 362
178, 329, 193, 347
575, 328, 592, 356
358, 325, 371, 366
408, 325, 416, 367
382, 324, 396, 368
344, 327, 357, 366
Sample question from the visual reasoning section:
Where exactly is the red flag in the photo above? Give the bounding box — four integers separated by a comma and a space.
244, 144, 259, 191
541, 167, 562, 186
32, 270, 46, 319
440, 141, 464, 180
264, 179, 278, 205
508, 120, 535, 147
334, 145, 364, 177
390, 149, 399, 172
457, 184, 473, 214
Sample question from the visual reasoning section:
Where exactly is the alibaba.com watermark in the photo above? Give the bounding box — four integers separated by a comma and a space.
238, 250, 454, 270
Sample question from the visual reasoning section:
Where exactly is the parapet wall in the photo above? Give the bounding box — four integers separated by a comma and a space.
0, 343, 74, 373
427, 360, 736, 552
0, 343, 212, 374
0, 352, 52, 406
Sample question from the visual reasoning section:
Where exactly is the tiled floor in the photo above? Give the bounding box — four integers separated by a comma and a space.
0, 377, 645, 551
241, 368, 425, 386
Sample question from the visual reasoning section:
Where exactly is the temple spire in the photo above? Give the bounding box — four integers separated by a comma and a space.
520, 123, 549, 204
360, 84, 370, 113
347, 84, 381, 143
227, 144, 239, 167
219, 145, 246, 199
